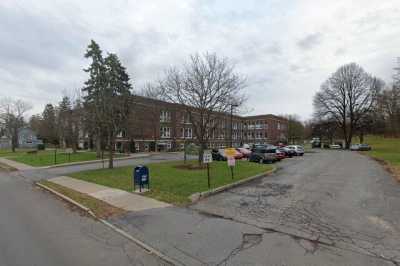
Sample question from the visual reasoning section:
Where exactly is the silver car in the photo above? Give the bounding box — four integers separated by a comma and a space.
286, 145, 304, 156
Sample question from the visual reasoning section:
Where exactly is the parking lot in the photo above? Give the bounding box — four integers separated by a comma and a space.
192, 149, 400, 264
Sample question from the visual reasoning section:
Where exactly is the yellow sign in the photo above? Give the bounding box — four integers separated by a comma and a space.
224, 148, 236, 158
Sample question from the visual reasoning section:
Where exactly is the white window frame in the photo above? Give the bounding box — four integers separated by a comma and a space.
160, 127, 171, 138
160, 110, 171, 122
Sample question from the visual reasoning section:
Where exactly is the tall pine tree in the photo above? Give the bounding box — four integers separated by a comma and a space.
82, 40, 132, 168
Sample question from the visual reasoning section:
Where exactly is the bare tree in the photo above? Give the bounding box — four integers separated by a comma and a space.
377, 84, 400, 136
285, 114, 305, 144
161, 53, 246, 163
0, 98, 32, 152
313, 63, 382, 149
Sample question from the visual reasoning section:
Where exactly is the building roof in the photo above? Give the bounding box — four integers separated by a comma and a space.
132, 95, 285, 121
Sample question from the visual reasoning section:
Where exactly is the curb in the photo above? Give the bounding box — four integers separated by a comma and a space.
189, 166, 277, 203
36, 181, 180, 266
36, 182, 96, 217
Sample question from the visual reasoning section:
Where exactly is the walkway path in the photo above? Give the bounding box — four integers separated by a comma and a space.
0, 157, 35, 170
49, 176, 170, 212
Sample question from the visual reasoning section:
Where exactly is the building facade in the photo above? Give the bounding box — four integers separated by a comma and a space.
112, 96, 288, 152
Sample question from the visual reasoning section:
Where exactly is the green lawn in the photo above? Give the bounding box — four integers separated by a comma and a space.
362, 135, 400, 181
3, 149, 126, 167
0, 148, 36, 157
363, 135, 400, 167
70, 160, 274, 205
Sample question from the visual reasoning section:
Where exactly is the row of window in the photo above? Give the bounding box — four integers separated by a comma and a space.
159, 111, 286, 131
160, 127, 276, 140
160, 127, 193, 139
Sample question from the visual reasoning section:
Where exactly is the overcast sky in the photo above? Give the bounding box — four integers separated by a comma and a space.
1, 0, 400, 120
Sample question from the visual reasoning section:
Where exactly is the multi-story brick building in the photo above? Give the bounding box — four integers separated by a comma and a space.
110, 95, 288, 152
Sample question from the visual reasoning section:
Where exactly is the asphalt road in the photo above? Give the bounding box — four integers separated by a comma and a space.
192, 149, 400, 265
0, 170, 169, 266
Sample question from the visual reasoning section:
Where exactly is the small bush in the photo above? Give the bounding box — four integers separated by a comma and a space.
37, 144, 45, 150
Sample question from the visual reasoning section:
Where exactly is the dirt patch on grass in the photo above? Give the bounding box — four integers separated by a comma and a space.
39, 180, 125, 219
368, 156, 400, 182
174, 163, 207, 170
0, 162, 17, 172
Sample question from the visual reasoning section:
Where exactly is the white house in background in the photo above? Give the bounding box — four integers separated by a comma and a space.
0, 128, 42, 149
18, 128, 42, 148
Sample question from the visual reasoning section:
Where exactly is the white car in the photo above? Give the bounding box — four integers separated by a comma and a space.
330, 144, 341, 149
286, 145, 304, 156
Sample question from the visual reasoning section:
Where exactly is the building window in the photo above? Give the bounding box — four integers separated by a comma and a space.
160, 127, 171, 138
181, 113, 191, 124
277, 122, 281, 130
180, 128, 192, 139
160, 110, 171, 122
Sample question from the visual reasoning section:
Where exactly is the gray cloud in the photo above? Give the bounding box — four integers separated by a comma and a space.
0, 0, 400, 120
297, 33, 323, 50
334, 48, 346, 56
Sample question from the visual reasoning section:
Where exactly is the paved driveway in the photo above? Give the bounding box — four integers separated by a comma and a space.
192, 149, 400, 265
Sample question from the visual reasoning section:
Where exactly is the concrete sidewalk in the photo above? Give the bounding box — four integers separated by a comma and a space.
0, 158, 35, 170
49, 176, 170, 212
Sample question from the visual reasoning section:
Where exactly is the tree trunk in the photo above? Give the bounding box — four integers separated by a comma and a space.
95, 135, 101, 158
11, 127, 18, 152
108, 136, 114, 169
198, 142, 206, 166
359, 132, 364, 144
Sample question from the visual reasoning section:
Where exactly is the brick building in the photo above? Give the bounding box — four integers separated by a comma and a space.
111, 95, 288, 152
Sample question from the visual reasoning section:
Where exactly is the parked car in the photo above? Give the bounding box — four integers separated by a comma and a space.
350, 144, 371, 151
275, 149, 286, 160
237, 147, 252, 158
249, 145, 277, 163
278, 147, 294, 158
311, 137, 321, 148
285, 145, 304, 156
329, 144, 341, 149
211, 149, 226, 161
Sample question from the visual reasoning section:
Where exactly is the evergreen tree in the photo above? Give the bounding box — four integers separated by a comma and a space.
82, 40, 106, 158
41, 104, 58, 145
82, 40, 132, 168
58, 96, 73, 148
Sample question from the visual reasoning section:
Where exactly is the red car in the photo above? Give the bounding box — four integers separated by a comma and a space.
275, 149, 286, 160
236, 148, 252, 158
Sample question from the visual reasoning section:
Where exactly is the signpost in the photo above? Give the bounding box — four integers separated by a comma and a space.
203, 151, 213, 188
227, 157, 235, 179
225, 148, 236, 180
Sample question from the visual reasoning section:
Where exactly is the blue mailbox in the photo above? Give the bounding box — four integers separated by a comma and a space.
133, 165, 150, 192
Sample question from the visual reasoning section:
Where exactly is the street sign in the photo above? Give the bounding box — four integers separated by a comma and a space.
203, 152, 213, 164
65, 148, 73, 154
227, 157, 236, 167
224, 148, 236, 158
